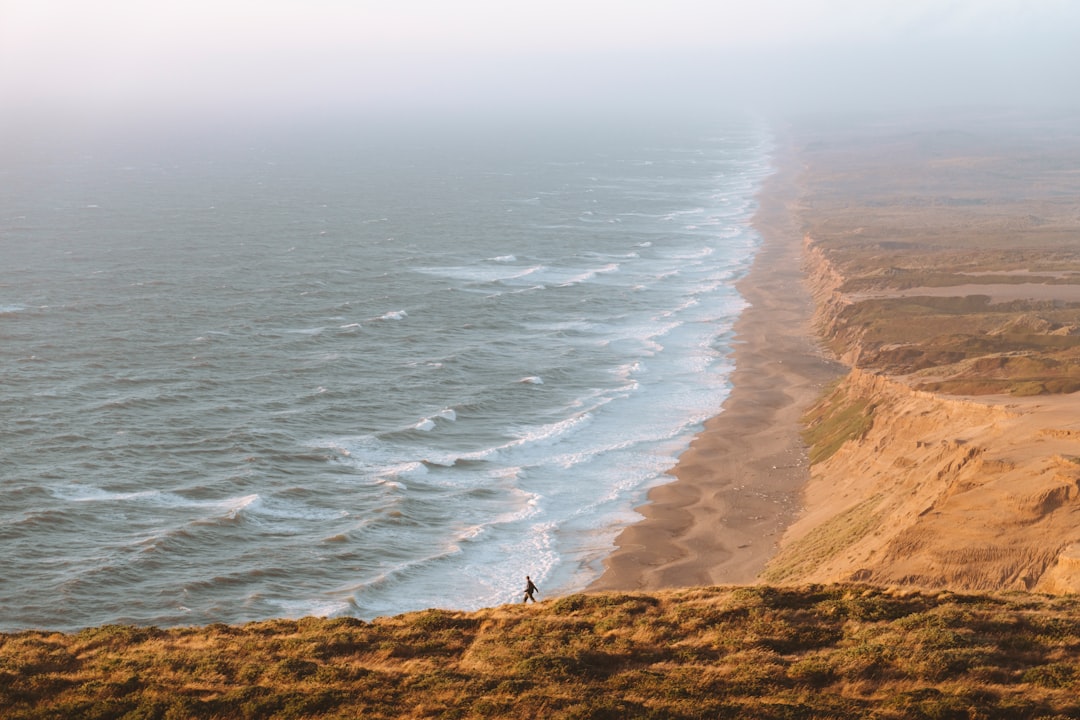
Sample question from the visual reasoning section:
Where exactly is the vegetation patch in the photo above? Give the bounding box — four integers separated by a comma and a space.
802, 133, 1080, 399
760, 497, 883, 583
802, 381, 877, 464
6, 584, 1080, 718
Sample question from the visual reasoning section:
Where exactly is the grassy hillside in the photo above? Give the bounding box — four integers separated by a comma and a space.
798, 114, 1080, 396
5, 584, 1080, 719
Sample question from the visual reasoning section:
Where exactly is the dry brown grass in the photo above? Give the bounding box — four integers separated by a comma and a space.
799, 111, 1080, 396
4, 585, 1080, 718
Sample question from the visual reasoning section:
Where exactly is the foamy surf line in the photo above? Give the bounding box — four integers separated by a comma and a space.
589, 131, 836, 593
0, 117, 775, 630
305, 149, 773, 620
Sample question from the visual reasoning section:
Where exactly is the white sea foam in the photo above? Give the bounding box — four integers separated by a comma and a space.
417, 264, 544, 284
50, 484, 165, 504
271, 596, 356, 620
408, 406, 457, 432
659, 246, 715, 261
222, 494, 261, 520
664, 207, 707, 221
511, 412, 593, 446
0, 117, 774, 631
520, 262, 620, 288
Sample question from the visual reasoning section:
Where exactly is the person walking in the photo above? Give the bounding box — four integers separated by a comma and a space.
522, 575, 539, 603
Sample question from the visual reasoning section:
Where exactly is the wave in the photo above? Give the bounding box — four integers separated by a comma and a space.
220, 493, 261, 521
268, 596, 355, 620
416, 407, 456, 428
47, 485, 345, 527
555, 263, 620, 287
413, 417, 436, 431
418, 259, 624, 290
403, 406, 459, 433
515, 262, 620, 288
417, 263, 545, 285
656, 246, 715, 261
0, 116, 774, 630
662, 207, 706, 220
510, 411, 594, 447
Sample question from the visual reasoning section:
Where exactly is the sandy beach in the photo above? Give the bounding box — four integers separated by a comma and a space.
594, 111, 1080, 595
590, 137, 842, 592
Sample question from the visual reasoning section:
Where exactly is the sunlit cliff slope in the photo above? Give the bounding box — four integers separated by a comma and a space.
766, 112, 1080, 593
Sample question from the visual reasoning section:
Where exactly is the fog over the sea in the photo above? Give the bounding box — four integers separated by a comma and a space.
2, 0, 1078, 136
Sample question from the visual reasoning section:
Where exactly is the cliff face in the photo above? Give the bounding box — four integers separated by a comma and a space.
771, 117, 1080, 594
802, 237, 859, 365
768, 231, 1080, 593
765, 366, 1080, 592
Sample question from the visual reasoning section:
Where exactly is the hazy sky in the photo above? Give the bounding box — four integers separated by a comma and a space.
2, 0, 1078, 130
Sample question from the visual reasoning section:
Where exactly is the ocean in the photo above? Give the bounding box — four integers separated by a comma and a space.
0, 116, 773, 631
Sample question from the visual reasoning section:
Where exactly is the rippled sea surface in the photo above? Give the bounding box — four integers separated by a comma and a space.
0, 117, 772, 630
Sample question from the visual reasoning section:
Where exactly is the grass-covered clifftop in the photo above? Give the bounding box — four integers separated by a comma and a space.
798, 113, 1080, 397
5, 584, 1080, 719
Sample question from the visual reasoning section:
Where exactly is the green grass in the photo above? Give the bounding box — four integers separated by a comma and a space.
760, 497, 884, 583
801, 382, 877, 464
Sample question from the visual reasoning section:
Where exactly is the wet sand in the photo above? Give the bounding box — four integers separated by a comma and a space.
589, 138, 842, 591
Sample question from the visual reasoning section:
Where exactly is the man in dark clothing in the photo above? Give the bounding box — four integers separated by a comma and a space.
523, 575, 539, 603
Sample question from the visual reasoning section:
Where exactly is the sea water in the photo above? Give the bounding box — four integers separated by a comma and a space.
0, 117, 772, 631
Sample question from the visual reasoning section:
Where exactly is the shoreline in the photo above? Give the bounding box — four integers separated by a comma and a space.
589, 133, 843, 591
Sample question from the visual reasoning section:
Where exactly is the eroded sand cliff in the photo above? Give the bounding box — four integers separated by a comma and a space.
768, 115, 1080, 592
766, 361, 1080, 592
